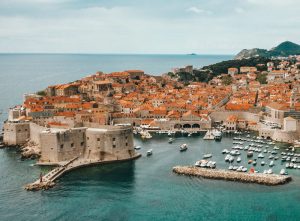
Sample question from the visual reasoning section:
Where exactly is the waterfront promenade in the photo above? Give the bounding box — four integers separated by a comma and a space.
173, 166, 292, 186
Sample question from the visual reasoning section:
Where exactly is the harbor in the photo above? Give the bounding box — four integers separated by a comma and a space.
173, 166, 291, 185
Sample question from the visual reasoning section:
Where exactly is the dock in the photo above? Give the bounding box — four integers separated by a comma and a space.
25, 153, 141, 191
173, 166, 292, 186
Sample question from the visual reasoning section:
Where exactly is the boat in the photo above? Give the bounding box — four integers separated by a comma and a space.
200, 160, 208, 167
269, 155, 274, 159
146, 149, 153, 156
269, 161, 274, 167
236, 157, 241, 163
222, 149, 229, 154
208, 161, 216, 169
247, 151, 253, 158
228, 165, 233, 170
213, 129, 222, 141
225, 154, 231, 162
261, 161, 265, 166
242, 167, 247, 172
248, 159, 253, 164
168, 138, 174, 144
180, 144, 188, 152
228, 156, 234, 163
267, 169, 273, 174
280, 169, 288, 175
258, 153, 264, 158
134, 146, 141, 150
203, 153, 212, 159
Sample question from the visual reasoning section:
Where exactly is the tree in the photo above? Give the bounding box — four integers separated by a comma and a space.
222, 75, 232, 85
36, 90, 46, 96
256, 73, 267, 84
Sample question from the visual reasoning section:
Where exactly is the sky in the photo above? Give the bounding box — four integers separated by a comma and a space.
0, 0, 299, 54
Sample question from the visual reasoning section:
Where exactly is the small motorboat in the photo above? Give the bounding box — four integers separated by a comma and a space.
280, 169, 288, 175
168, 138, 175, 144
147, 149, 153, 156
267, 169, 273, 174
228, 165, 233, 170
252, 160, 257, 166
228, 156, 234, 163
222, 149, 229, 154
269, 155, 274, 159
269, 161, 274, 167
247, 151, 253, 158
258, 153, 264, 158
203, 153, 212, 159
134, 146, 141, 150
200, 160, 208, 167
225, 154, 231, 162
180, 144, 188, 152
248, 159, 253, 164
261, 161, 265, 166
237, 157, 241, 163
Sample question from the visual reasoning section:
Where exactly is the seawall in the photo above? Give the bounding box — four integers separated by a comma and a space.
173, 166, 291, 186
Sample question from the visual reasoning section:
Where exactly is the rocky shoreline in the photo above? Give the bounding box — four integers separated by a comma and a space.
0, 140, 41, 160
173, 166, 292, 186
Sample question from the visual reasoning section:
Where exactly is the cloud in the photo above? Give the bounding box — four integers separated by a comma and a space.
235, 7, 245, 14
247, 0, 297, 6
187, 6, 212, 15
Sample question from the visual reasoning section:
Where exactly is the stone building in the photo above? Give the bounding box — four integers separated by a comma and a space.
39, 127, 87, 163
38, 125, 134, 164
3, 122, 30, 145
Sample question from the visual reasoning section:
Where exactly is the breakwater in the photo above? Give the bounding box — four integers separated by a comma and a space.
173, 166, 292, 185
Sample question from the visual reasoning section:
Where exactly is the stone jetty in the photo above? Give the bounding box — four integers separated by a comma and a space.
173, 166, 292, 186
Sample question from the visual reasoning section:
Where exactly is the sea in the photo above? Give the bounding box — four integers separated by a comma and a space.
1, 54, 300, 221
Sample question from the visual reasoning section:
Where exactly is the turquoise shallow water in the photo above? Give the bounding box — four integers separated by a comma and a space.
1, 54, 300, 220
1, 134, 300, 221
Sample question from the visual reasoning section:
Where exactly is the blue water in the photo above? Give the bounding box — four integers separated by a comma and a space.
1, 54, 300, 221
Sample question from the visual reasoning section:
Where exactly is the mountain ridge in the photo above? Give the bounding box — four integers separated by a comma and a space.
235, 41, 300, 60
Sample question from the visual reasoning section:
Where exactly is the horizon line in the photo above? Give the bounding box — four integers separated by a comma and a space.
0, 52, 234, 56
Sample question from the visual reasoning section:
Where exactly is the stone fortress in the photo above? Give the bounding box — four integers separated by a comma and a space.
3, 120, 138, 166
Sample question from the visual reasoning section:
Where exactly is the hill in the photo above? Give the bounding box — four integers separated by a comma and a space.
235, 41, 300, 60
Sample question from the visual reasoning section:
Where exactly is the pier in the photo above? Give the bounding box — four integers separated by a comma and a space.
173, 166, 292, 186
25, 153, 141, 191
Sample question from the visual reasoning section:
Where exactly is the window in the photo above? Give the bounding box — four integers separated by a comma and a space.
87, 137, 89, 140
113, 138, 116, 141
71, 143, 74, 147
81, 142, 84, 146
97, 138, 100, 141
126, 142, 128, 146
60, 144, 64, 149
113, 145, 116, 148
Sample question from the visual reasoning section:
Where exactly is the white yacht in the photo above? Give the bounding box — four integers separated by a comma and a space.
180, 144, 188, 152
134, 146, 141, 150
203, 153, 212, 159
146, 149, 153, 156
